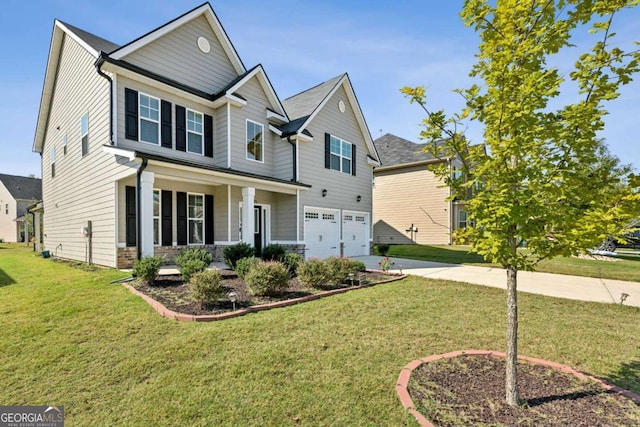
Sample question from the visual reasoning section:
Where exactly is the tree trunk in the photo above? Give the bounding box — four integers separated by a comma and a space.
505, 264, 519, 406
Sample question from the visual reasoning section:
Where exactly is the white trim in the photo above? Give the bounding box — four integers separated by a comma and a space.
226, 103, 231, 168
102, 145, 136, 161
112, 74, 118, 145
187, 192, 205, 245
367, 156, 381, 166
186, 108, 204, 155
271, 241, 305, 245
214, 240, 241, 245
55, 20, 99, 57
296, 189, 300, 242
267, 109, 288, 124
296, 140, 300, 181
153, 189, 161, 246
268, 124, 283, 137
245, 119, 264, 163
225, 93, 247, 107
227, 185, 231, 242
294, 132, 313, 143
109, 4, 245, 75
224, 65, 288, 119
138, 92, 161, 145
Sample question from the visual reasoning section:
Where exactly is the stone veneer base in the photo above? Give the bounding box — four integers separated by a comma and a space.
396, 350, 640, 427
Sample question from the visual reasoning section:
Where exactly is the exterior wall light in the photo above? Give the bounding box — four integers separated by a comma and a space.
356, 195, 362, 202
322, 189, 327, 197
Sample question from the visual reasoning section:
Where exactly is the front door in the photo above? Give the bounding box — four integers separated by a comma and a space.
254, 206, 263, 256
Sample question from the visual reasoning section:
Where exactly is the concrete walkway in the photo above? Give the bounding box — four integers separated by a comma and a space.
354, 256, 640, 308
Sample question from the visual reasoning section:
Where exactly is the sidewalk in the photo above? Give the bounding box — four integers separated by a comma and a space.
354, 256, 640, 308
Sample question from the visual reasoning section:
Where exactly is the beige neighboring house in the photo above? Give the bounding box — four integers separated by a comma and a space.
0, 174, 42, 243
373, 134, 467, 246
33, 3, 380, 268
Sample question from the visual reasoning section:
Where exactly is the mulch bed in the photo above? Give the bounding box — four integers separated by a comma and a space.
409, 355, 640, 426
134, 269, 391, 316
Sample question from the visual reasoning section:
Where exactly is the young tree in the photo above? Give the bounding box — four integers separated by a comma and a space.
403, 0, 640, 406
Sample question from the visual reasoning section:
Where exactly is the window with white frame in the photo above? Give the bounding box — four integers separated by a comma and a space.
139, 93, 160, 145
187, 109, 203, 154
188, 193, 204, 245
246, 120, 263, 162
458, 210, 468, 229
153, 190, 161, 246
4, 204, 8, 215
329, 135, 351, 174
50, 146, 56, 178
62, 132, 67, 155
81, 112, 89, 156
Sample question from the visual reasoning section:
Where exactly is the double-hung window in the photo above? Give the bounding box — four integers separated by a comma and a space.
50, 146, 56, 178
62, 132, 67, 155
153, 190, 161, 246
139, 93, 160, 145
81, 112, 89, 156
187, 109, 203, 154
458, 210, 468, 230
329, 135, 352, 174
246, 120, 263, 162
188, 193, 204, 245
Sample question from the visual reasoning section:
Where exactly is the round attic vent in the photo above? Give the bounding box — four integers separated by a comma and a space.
197, 36, 211, 53
338, 100, 346, 113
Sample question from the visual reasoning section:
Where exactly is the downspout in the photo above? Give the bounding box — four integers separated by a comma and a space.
136, 158, 148, 260
286, 136, 297, 181
94, 54, 114, 145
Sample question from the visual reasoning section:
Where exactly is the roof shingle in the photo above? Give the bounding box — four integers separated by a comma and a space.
0, 174, 42, 201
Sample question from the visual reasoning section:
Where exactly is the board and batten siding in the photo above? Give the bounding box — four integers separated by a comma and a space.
122, 15, 237, 94
297, 85, 374, 241
41, 34, 121, 266
373, 165, 451, 245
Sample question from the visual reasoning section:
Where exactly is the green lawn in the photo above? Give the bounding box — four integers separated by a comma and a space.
381, 244, 640, 282
1, 243, 639, 426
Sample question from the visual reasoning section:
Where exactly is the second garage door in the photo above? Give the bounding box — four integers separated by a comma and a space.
343, 211, 370, 257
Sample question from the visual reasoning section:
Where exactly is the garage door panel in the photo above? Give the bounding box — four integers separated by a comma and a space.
343, 211, 369, 257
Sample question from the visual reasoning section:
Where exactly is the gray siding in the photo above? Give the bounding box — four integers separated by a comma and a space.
297, 85, 374, 240
122, 15, 238, 94
273, 193, 297, 241
41, 35, 122, 266
214, 106, 228, 168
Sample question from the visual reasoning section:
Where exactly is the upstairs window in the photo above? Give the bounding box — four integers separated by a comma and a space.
5, 204, 8, 215
50, 146, 56, 178
187, 109, 203, 154
62, 132, 67, 155
81, 112, 89, 156
246, 120, 263, 162
329, 135, 352, 174
139, 93, 160, 145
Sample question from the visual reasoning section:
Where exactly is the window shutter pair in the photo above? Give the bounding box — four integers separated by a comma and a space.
324, 133, 356, 176
176, 192, 214, 245
125, 186, 173, 247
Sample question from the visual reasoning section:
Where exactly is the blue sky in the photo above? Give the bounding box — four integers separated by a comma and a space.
1, 1, 638, 178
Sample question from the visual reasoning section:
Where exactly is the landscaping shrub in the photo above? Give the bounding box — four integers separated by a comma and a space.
176, 248, 212, 281
235, 256, 260, 279
297, 258, 329, 288
282, 252, 303, 275
223, 242, 255, 269
375, 244, 390, 256
261, 243, 287, 261
324, 256, 361, 284
133, 256, 162, 285
189, 269, 224, 307
350, 259, 367, 272
244, 261, 289, 296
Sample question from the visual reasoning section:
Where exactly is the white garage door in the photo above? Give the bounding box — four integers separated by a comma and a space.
304, 207, 340, 259
343, 211, 370, 257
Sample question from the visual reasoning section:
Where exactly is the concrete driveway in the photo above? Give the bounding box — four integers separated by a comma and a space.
355, 256, 640, 308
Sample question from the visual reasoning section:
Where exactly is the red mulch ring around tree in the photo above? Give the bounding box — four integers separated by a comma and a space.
134, 269, 392, 316
408, 355, 640, 426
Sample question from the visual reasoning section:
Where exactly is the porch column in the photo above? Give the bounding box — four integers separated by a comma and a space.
140, 171, 155, 257
241, 187, 255, 246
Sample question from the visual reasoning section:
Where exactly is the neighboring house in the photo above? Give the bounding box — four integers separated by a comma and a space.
33, 3, 380, 268
372, 134, 466, 245
0, 174, 42, 243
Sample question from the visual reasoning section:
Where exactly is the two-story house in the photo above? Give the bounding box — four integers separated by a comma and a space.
33, 3, 380, 268
0, 174, 42, 243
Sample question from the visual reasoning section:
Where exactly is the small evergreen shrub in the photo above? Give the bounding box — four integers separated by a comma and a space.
375, 244, 390, 256
244, 261, 289, 296
133, 256, 162, 285
189, 269, 224, 307
297, 258, 329, 288
261, 243, 287, 261
176, 248, 212, 281
282, 252, 303, 275
235, 256, 260, 279
350, 259, 367, 272
223, 242, 255, 269
324, 256, 358, 284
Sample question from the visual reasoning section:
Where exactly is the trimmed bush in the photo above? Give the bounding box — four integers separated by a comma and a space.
176, 248, 212, 281
223, 242, 255, 269
133, 256, 162, 285
375, 244, 390, 256
189, 269, 224, 307
297, 258, 329, 289
282, 252, 303, 275
261, 243, 287, 261
235, 256, 260, 279
324, 256, 359, 284
350, 259, 367, 272
244, 261, 290, 296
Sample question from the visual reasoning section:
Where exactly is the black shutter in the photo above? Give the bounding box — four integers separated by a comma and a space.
161, 190, 172, 246
205, 194, 214, 244
161, 100, 172, 149
176, 191, 187, 245
175, 105, 186, 152
125, 186, 137, 247
125, 88, 138, 140
204, 114, 213, 158
351, 144, 356, 176
324, 133, 331, 169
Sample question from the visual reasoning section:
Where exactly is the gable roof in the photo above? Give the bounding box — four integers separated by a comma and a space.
57, 20, 120, 54
374, 133, 441, 168
282, 74, 344, 121
0, 174, 42, 201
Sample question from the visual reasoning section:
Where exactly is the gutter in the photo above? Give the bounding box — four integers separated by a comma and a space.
286, 136, 297, 182
136, 158, 148, 260
94, 54, 114, 144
